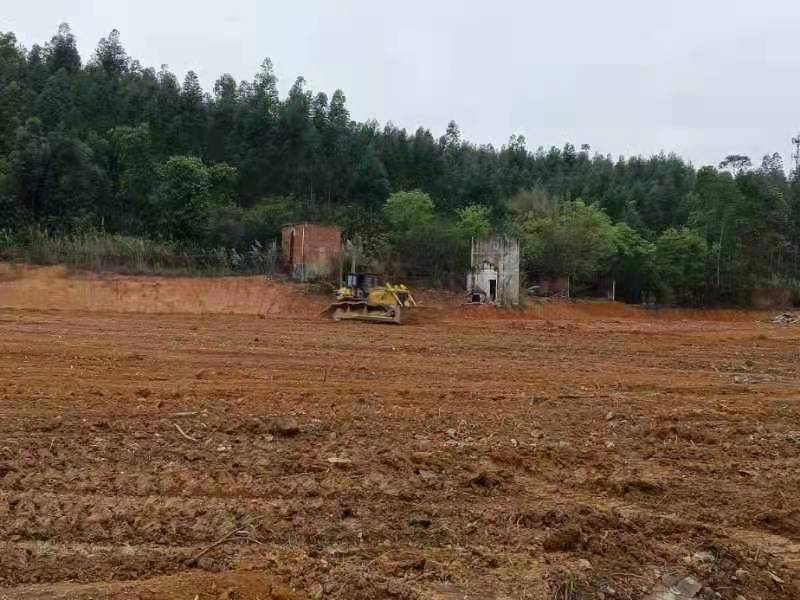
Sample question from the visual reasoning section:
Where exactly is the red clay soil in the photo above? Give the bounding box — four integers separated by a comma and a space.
0, 266, 799, 599
0, 264, 327, 317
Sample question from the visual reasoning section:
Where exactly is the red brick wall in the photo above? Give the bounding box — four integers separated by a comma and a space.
281, 224, 342, 280
280, 227, 295, 266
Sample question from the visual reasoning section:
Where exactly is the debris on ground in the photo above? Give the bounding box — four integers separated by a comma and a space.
772, 312, 799, 325
268, 416, 301, 437
646, 573, 704, 600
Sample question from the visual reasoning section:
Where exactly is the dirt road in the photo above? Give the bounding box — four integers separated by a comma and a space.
0, 274, 798, 598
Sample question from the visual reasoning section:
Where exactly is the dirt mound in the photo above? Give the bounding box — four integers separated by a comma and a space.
0, 263, 327, 318
757, 510, 800, 536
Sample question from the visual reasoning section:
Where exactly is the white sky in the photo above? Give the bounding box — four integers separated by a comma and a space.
4, 0, 800, 167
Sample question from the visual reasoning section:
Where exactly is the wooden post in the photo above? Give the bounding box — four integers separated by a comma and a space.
300, 226, 306, 282
612, 279, 616, 302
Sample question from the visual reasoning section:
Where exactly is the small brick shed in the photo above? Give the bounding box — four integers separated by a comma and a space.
281, 223, 342, 281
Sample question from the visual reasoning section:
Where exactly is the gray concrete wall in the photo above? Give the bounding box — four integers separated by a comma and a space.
470, 237, 520, 305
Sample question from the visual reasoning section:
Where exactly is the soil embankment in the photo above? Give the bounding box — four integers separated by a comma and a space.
0, 263, 768, 325
0, 263, 326, 317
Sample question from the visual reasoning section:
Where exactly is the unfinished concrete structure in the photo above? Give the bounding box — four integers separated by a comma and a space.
281, 223, 342, 281
467, 236, 520, 306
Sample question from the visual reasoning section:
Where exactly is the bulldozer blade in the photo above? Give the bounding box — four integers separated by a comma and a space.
326, 301, 402, 325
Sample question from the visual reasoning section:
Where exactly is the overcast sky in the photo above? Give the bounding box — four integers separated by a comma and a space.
4, 0, 800, 168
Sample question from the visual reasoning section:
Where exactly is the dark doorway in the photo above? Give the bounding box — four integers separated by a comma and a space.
489, 279, 497, 302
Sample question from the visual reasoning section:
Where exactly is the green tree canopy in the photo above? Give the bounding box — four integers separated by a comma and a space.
383, 190, 435, 232
456, 204, 492, 240
520, 200, 619, 280
150, 155, 237, 241
655, 228, 708, 302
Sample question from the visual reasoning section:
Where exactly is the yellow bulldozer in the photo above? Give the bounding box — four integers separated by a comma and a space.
323, 272, 417, 324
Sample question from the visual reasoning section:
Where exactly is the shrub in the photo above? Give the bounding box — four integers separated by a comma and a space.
0, 227, 273, 276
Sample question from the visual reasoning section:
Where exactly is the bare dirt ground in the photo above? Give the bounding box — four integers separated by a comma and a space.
0, 266, 799, 599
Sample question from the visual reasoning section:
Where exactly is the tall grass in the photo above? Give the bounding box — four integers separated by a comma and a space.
0, 228, 278, 276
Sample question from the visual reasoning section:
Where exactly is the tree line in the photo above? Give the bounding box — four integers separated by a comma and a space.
0, 24, 799, 304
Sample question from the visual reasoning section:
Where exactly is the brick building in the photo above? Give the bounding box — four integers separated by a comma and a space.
281, 223, 342, 281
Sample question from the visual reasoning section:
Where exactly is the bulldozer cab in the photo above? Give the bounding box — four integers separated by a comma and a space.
345, 272, 383, 296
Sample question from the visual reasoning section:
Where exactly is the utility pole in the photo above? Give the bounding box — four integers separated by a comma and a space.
792, 134, 800, 174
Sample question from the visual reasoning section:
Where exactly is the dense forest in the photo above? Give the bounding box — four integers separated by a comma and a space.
1, 25, 799, 304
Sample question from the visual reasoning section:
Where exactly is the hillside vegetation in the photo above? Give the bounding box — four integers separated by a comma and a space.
1, 25, 799, 303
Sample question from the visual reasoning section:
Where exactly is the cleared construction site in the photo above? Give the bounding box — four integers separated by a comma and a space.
0, 265, 798, 600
